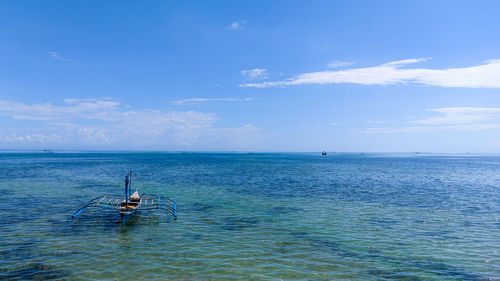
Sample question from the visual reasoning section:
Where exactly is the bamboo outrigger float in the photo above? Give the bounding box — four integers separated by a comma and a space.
72, 171, 177, 224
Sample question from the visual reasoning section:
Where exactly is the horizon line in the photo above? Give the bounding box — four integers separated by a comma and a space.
0, 149, 498, 155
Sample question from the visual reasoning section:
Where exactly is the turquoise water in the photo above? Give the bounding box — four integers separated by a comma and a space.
0, 152, 499, 280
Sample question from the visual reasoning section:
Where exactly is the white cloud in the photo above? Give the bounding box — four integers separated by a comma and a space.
226, 20, 246, 30
413, 107, 500, 125
0, 98, 264, 149
328, 61, 354, 68
364, 124, 500, 133
46, 51, 71, 62
0, 98, 121, 121
78, 128, 110, 144
173, 97, 253, 105
175, 124, 263, 148
63, 97, 113, 104
365, 120, 393, 124
4, 133, 62, 143
240, 58, 500, 88
364, 107, 500, 133
4, 133, 25, 142
241, 68, 267, 80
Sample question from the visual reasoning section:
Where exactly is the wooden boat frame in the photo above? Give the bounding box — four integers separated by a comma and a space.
72, 172, 177, 224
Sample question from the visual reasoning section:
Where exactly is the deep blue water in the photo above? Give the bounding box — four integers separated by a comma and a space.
0, 152, 499, 280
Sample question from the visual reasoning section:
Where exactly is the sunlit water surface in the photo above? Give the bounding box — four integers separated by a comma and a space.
0, 152, 499, 280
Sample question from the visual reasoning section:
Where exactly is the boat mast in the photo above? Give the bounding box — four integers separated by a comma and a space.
129, 171, 132, 199
125, 173, 129, 208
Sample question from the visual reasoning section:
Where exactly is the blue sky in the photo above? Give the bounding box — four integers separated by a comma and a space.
1, 0, 500, 152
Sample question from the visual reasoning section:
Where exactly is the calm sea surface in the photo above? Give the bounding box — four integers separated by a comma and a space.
0, 152, 499, 280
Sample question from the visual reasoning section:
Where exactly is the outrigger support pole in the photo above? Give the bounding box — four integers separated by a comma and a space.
72, 196, 102, 218
72, 206, 88, 218
174, 200, 177, 220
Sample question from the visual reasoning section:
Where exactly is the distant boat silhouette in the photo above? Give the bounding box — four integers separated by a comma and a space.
322, 151, 327, 156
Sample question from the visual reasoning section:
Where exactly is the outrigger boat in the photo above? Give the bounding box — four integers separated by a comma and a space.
72, 171, 177, 224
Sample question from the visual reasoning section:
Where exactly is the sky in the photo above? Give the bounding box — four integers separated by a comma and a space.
1, 0, 500, 152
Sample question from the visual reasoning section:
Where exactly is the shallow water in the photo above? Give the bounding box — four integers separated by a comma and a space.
0, 152, 499, 280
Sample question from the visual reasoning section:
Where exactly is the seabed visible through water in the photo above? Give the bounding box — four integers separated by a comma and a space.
0, 152, 499, 280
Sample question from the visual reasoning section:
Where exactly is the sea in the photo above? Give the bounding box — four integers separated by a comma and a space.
0, 152, 499, 280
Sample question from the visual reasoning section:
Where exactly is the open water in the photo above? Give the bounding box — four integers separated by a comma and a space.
0, 152, 499, 280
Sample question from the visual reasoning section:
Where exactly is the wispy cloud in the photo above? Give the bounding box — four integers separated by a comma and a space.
240, 58, 500, 88
364, 124, 500, 133
46, 51, 71, 62
3, 133, 62, 143
0, 98, 122, 121
173, 97, 253, 105
365, 120, 393, 124
226, 20, 246, 30
0, 98, 263, 149
365, 107, 500, 133
328, 61, 354, 68
413, 107, 500, 125
241, 68, 267, 80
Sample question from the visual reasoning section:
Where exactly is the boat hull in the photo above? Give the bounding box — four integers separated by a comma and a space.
120, 209, 136, 224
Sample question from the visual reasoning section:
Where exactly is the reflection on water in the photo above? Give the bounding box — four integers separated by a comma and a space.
0, 152, 499, 280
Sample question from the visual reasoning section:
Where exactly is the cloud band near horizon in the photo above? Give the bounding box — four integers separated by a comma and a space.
364, 107, 500, 133
0, 98, 263, 148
